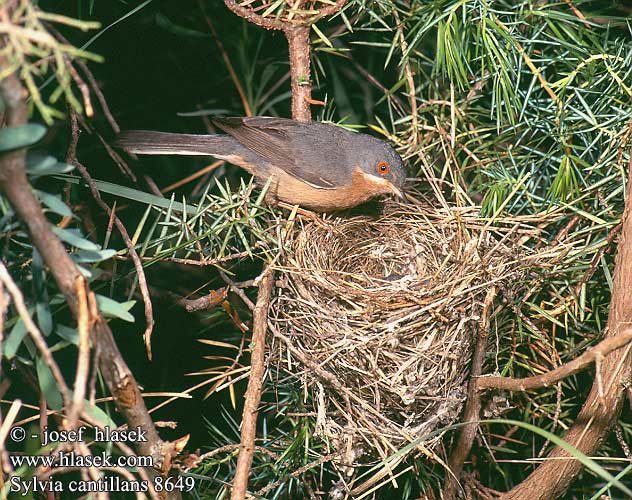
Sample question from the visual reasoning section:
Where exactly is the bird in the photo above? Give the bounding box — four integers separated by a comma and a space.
115, 116, 406, 212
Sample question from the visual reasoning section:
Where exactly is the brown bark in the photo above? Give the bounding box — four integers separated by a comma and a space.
477, 328, 632, 392
444, 288, 496, 499
222, 1, 350, 123
500, 160, 632, 499
284, 25, 312, 123
0, 69, 171, 488
230, 269, 274, 500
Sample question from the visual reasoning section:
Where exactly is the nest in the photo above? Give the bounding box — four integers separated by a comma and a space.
269, 202, 542, 463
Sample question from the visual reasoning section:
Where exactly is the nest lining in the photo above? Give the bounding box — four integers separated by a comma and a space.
269, 203, 539, 458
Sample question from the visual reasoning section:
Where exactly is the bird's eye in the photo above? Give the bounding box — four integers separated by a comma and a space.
377, 161, 390, 176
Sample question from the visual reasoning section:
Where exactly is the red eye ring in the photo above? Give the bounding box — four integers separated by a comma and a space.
377, 161, 390, 176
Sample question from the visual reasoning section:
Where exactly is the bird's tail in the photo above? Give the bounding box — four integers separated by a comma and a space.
115, 131, 240, 157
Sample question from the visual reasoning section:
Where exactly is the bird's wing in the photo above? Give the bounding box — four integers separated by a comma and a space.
213, 117, 344, 189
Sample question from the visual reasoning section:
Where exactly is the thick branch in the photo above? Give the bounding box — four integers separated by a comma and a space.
501, 159, 632, 499
0, 70, 169, 479
477, 327, 632, 392
222, 1, 349, 123
230, 268, 274, 500
284, 25, 312, 122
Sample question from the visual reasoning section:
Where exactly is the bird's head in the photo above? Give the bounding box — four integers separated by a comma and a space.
353, 134, 407, 200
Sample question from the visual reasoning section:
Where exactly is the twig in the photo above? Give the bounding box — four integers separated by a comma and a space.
67, 110, 156, 360
182, 444, 279, 472
0, 400, 22, 477
113, 244, 266, 267
230, 266, 274, 500
350, 62, 407, 116
477, 327, 632, 391
219, 270, 256, 311
392, 9, 418, 145
573, 221, 622, 296
223, 0, 286, 30
494, 16, 560, 108
199, 1, 252, 116
161, 160, 224, 193
181, 287, 228, 312
0, 261, 72, 408
444, 287, 497, 500
254, 452, 338, 497
67, 275, 92, 426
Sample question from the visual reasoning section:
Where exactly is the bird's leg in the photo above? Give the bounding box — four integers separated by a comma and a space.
274, 201, 328, 227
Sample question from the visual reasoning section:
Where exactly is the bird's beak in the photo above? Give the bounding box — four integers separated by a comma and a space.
388, 182, 406, 200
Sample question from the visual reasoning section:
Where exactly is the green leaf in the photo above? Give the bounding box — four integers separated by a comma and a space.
32, 250, 53, 336
312, 24, 333, 48
4, 318, 27, 359
83, 400, 117, 428
56, 325, 79, 345
36, 190, 74, 217
71, 249, 117, 263
57, 175, 198, 214
36, 356, 63, 410
51, 226, 100, 251
0, 124, 47, 152
156, 13, 209, 38
26, 153, 74, 177
95, 295, 136, 322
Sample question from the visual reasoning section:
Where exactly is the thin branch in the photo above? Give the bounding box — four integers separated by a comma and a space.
223, 0, 286, 31
393, 9, 418, 145
68, 275, 92, 426
254, 452, 339, 497
0, 262, 72, 408
181, 287, 228, 312
200, 1, 252, 116
230, 266, 274, 500
67, 110, 156, 360
223, 0, 347, 30
219, 270, 256, 311
477, 327, 632, 391
444, 287, 497, 500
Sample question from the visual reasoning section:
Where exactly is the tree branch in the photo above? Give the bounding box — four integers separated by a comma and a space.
223, 0, 349, 123
284, 25, 312, 122
222, 0, 286, 31
477, 327, 632, 392
0, 68, 173, 488
500, 156, 632, 500
66, 109, 156, 360
230, 267, 274, 500
444, 287, 497, 499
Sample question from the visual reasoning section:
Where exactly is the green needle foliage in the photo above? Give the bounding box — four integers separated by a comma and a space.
2, 0, 632, 498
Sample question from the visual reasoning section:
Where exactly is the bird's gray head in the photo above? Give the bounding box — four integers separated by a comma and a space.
352, 134, 407, 199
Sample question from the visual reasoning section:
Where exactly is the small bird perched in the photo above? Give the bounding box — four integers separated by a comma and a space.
115, 116, 406, 212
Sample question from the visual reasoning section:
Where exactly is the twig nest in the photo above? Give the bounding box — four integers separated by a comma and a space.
270, 202, 538, 460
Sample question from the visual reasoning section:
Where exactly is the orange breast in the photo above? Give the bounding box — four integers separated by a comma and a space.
264, 166, 394, 211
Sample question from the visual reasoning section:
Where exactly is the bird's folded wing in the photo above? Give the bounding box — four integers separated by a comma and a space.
213, 117, 338, 189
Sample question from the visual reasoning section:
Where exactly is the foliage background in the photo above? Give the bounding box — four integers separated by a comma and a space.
2, 0, 632, 498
